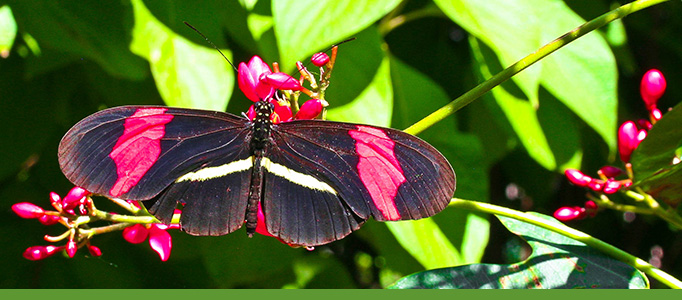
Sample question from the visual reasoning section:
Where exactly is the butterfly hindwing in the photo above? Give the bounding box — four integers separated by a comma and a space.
261, 120, 455, 245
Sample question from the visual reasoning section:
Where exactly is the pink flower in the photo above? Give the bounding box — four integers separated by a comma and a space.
255, 202, 272, 237
264, 72, 302, 91
238, 56, 275, 102
618, 121, 640, 163
640, 69, 666, 111
149, 224, 172, 262
122, 223, 176, 261
295, 99, 328, 120
564, 169, 592, 187
246, 99, 293, 124
23, 245, 64, 261
554, 206, 586, 222
311, 52, 330, 67
123, 223, 149, 244
12, 202, 45, 219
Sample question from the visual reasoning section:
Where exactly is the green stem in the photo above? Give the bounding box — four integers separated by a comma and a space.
403, 0, 671, 135
450, 198, 682, 289
635, 188, 682, 230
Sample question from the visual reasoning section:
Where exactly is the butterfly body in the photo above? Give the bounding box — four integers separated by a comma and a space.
59, 101, 455, 246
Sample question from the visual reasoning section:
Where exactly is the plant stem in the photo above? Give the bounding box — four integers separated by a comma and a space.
450, 198, 682, 289
404, 0, 671, 135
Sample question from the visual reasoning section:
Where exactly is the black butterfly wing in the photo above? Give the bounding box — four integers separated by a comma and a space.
58, 106, 254, 235
263, 120, 456, 246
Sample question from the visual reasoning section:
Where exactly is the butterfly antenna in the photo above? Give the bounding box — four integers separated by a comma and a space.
184, 21, 237, 71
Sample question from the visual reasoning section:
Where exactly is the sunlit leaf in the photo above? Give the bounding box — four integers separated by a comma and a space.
435, 0, 617, 154
272, 0, 400, 71
0, 6, 17, 58
130, 0, 233, 110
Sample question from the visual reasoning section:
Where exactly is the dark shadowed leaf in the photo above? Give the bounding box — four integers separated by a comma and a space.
631, 101, 682, 206
389, 213, 648, 289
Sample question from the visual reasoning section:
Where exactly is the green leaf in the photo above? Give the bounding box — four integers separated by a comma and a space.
272, 0, 400, 71
386, 220, 462, 269
390, 213, 649, 289
326, 55, 392, 126
435, 0, 617, 154
0, 6, 16, 57
631, 100, 682, 206
8, 0, 148, 79
130, 0, 234, 110
470, 37, 556, 170
390, 56, 490, 265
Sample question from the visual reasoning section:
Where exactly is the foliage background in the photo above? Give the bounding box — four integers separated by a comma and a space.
1, 0, 681, 288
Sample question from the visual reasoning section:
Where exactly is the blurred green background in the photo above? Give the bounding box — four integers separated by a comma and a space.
1, 0, 681, 288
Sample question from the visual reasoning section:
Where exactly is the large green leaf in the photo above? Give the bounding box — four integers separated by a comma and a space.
7, 0, 148, 79
0, 6, 16, 57
631, 101, 682, 206
130, 0, 234, 110
390, 212, 649, 289
390, 56, 490, 265
471, 37, 584, 171
272, 0, 400, 71
435, 0, 617, 154
326, 54, 392, 126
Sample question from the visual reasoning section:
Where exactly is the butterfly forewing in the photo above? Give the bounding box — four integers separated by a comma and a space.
58, 106, 251, 201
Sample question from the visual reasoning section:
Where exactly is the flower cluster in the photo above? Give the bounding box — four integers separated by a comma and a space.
555, 69, 668, 222
13, 186, 179, 261
238, 48, 339, 124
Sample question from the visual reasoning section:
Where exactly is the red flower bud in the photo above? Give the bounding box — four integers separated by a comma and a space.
23, 245, 64, 261
554, 206, 586, 221
62, 187, 90, 211
12, 202, 45, 219
87, 245, 102, 257
602, 179, 622, 194
588, 179, 604, 192
66, 240, 78, 258
618, 121, 639, 163
598, 166, 624, 178
637, 119, 652, 130
122, 224, 149, 244
296, 99, 329, 120
564, 169, 592, 187
49, 192, 64, 211
640, 69, 666, 111
651, 108, 662, 121
584, 200, 598, 217
38, 214, 61, 226
149, 225, 172, 261
311, 52, 330, 67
